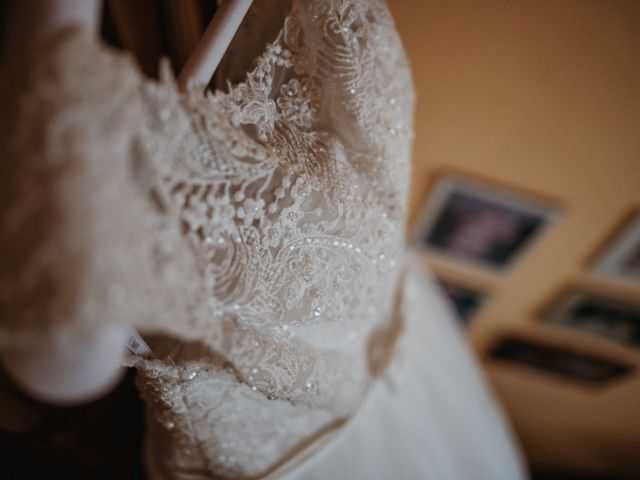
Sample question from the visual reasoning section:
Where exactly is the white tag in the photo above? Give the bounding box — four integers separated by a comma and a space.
125, 329, 153, 357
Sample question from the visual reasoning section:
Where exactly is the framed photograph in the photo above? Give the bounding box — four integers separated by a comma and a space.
489, 336, 633, 385
413, 174, 560, 271
436, 279, 487, 325
541, 288, 640, 349
592, 212, 640, 288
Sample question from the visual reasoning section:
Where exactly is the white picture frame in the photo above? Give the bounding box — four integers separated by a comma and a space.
412, 174, 561, 272
592, 213, 640, 288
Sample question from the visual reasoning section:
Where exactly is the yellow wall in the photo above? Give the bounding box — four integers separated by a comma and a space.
388, 0, 640, 476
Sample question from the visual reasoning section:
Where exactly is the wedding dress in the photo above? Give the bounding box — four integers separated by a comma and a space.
0, 0, 527, 478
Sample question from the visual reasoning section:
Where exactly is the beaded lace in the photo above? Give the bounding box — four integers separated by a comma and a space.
0, 0, 414, 477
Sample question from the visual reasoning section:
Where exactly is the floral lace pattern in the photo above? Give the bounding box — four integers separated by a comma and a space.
0, 0, 414, 477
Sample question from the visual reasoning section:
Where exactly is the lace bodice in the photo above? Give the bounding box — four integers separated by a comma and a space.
0, 0, 414, 477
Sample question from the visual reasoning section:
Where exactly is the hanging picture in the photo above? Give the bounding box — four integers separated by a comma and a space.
541, 288, 640, 349
489, 336, 633, 385
436, 278, 487, 325
413, 174, 560, 271
592, 212, 640, 288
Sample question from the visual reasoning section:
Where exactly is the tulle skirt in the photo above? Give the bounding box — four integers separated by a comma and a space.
277, 259, 528, 480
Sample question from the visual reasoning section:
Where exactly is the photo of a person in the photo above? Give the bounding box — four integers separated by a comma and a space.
414, 175, 559, 270
427, 192, 544, 267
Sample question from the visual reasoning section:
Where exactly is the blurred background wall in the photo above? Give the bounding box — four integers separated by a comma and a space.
388, 0, 640, 478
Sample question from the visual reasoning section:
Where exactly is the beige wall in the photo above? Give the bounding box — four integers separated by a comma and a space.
388, 0, 640, 476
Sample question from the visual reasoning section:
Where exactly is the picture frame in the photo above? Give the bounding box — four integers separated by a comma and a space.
436, 278, 487, 325
489, 336, 633, 385
591, 212, 640, 288
540, 288, 640, 349
413, 174, 561, 271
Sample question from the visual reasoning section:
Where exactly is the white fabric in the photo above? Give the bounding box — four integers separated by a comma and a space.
0, 0, 527, 478
279, 261, 526, 479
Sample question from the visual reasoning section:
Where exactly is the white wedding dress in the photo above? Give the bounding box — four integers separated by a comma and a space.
0, 0, 527, 478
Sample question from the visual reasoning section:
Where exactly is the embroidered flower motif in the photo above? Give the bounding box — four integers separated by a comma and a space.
291, 176, 311, 198
228, 78, 276, 142
276, 78, 319, 128
237, 198, 265, 225
280, 207, 304, 229
263, 224, 283, 248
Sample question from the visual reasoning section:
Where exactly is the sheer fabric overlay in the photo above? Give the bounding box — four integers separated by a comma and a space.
1, 0, 415, 477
